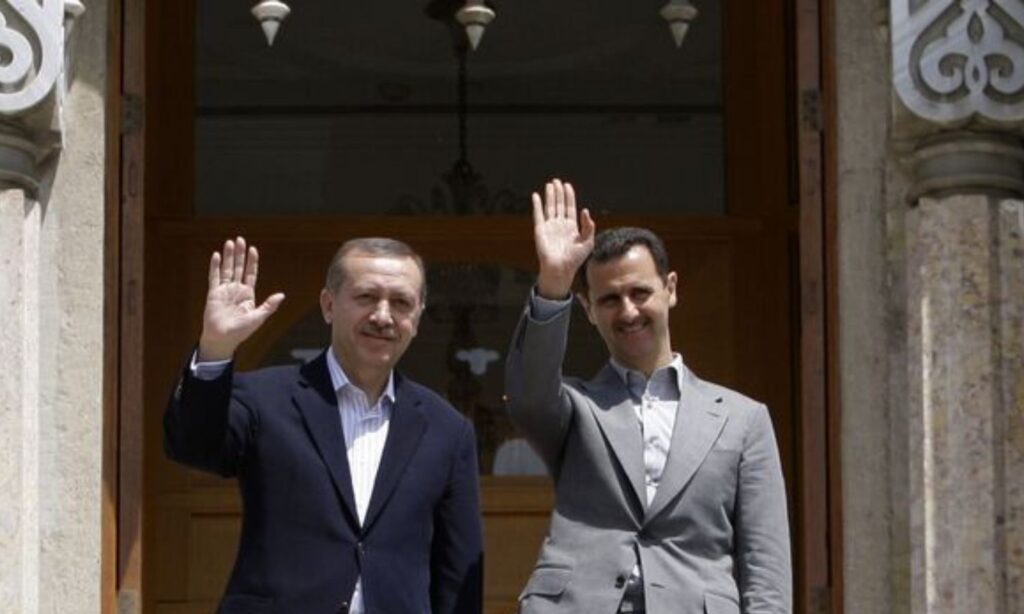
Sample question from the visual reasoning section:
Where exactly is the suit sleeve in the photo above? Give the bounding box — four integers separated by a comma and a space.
163, 357, 258, 478
735, 404, 793, 613
504, 298, 575, 471
430, 419, 484, 614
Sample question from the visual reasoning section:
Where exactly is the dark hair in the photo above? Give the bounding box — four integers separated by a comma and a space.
575, 227, 670, 294
325, 237, 427, 303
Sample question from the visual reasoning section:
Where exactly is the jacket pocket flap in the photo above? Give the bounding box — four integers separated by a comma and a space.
704, 591, 740, 614
523, 568, 572, 597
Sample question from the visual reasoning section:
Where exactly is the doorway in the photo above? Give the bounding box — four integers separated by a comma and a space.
115, 1, 832, 611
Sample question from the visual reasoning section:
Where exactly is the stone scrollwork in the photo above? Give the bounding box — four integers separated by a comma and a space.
0, 1, 84, 191
893, 0, 1024, 123
0, 0, 65, 115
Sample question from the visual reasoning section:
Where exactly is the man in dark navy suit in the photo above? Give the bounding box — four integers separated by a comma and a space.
165, 236, 483, 613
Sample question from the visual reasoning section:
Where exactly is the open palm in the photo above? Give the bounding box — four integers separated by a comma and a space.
199, 237, 285, 361
533, 179, 595, 297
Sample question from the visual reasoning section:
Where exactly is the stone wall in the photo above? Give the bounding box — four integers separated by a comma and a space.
0, 1, 108, 612
837, 2, 1024, 613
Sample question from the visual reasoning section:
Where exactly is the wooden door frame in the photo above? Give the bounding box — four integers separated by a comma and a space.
102, 0, 842, 610
104, 0, 146, 612
794, 0, 842, 612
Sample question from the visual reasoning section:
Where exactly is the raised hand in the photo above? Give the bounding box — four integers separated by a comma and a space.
533, 179, 596, 299
198, 237, 286, 361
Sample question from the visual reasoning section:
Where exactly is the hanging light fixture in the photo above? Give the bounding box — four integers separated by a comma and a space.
659, 0, 698, 48
252, 0, 291, 47
455, 0, 496, 51
391, 0, 525, 216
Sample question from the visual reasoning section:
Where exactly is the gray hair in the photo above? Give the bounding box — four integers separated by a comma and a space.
325, 237, 427, 303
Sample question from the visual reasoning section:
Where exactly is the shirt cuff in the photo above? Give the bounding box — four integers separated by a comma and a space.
530, 287, 572, 322
190, 350, 232, 381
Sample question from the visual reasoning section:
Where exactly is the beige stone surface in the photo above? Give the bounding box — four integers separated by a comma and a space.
0, 1, 108, 612
997, 200, 1024, 613
36, 3, 108, 611
906, 194, 1022, 613
0, 189, 41, 613
835, 0, 905, 611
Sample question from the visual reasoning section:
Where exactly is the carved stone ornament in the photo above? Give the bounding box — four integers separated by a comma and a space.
892, 0, 1024, 124
0, 0, 65, 115
0, 0, 82, 190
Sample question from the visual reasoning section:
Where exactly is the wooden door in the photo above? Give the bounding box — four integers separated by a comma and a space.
133, 1, 812, 612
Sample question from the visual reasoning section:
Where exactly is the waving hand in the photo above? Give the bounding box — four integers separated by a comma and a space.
533, 179, 596, 299
198, 237, 286, 361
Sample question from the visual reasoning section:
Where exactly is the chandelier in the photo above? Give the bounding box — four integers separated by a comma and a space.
248, 0, 697, 49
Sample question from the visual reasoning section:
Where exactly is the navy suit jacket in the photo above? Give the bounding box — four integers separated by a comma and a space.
164, 351, 483, 614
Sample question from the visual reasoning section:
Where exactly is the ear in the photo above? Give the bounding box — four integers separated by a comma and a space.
666, 271, 679, 308
576, 292, 598, 325
319, 288, 334, 324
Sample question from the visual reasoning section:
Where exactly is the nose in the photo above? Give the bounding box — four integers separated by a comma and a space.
620, 297, 640, 320
370, 300, 392, 324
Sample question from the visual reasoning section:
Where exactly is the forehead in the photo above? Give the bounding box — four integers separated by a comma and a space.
340, 253, 423, 293
585, 246, 662, 292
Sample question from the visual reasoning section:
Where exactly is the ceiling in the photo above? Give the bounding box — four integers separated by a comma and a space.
196, 0, 723, 109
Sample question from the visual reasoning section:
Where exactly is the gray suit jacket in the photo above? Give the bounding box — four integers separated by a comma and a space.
505, 302, 791, 614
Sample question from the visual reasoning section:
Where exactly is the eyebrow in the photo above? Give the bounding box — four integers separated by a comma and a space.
351, 284, 417, 300
595, 284, 655, 302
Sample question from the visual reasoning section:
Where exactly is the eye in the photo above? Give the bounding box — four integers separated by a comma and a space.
631, 288, 653, 302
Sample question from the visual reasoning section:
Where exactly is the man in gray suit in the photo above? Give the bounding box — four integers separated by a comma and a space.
505, 179, 791, 613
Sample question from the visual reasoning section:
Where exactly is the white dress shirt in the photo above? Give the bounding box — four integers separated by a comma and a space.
609, 356, 682, 506
192, 349, 394, 614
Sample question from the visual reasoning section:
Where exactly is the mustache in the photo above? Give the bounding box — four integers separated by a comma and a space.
361, 324, 397, 339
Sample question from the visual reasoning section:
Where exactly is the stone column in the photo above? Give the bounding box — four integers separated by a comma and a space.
891, 3, 1024, 613
0, 188, 41, 612
0, 1, 99, 613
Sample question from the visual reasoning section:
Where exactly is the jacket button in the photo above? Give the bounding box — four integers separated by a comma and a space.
615, 575, 626, 588
337, 602, 349, 613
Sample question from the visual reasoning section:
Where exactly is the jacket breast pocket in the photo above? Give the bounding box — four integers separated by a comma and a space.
519, 566, 572, 604
219, 593, 275, 614
704, 591, 740, 614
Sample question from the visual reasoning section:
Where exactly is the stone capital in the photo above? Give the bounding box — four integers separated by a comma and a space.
906, 130, 1024, 200
0, 0, 85, 192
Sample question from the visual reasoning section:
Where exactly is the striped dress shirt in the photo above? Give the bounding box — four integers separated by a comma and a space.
325, 349, 394, 614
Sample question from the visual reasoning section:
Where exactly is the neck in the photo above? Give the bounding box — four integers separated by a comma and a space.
332, 348, 391, 405
614, 349, 674, 378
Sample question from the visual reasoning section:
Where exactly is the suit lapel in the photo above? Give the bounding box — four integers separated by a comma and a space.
362, 373, 428, 533
585, 365, 647, 515
644, 371, 727, 524
292, 353, 360, 528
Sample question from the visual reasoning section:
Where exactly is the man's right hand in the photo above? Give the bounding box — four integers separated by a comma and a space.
197, 236, 286, 362
532, 179, 596, 299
